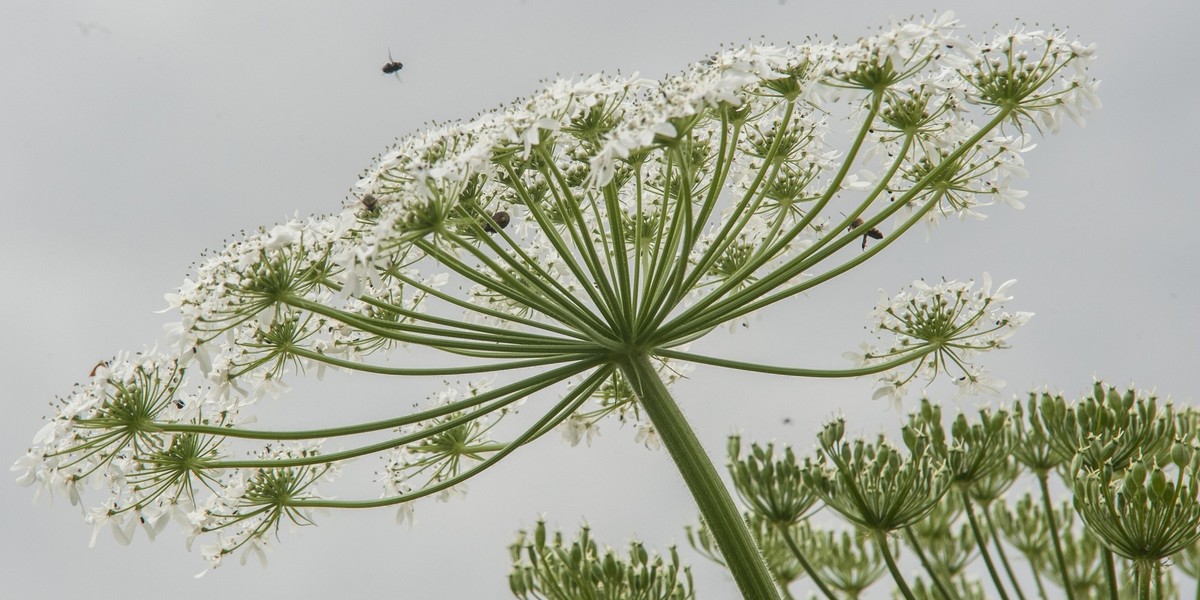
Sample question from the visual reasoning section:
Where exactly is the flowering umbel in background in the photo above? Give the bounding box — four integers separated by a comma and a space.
16, 13, 1098, 599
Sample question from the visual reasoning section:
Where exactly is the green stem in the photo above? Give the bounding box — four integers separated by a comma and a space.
902, 527, 954, 600
1135, 560, 1151, 600
960, 489, 1012, 600
872, 529, 915, 600
653, 345, 935, 378
654, 100, 792, 331
1027, 561, 1046, 600
288, 295, 595, 356
982, 503, 1028, 600
1030, 562, 1049, 600
617, 352, 780, 600
1155, 561, 1163, 600
155, 358, 600, 441
777, 524, 839, 600
378, 267, 585, 339
1102, 548, 1118, 600
1037, 472, 1076, 600
656, 94, 869, 338
286, 365, 611, 509
534, 152, 626, 332
290, 346, 595, 377
662, 106, 1014, 343
331, 275, 586, 341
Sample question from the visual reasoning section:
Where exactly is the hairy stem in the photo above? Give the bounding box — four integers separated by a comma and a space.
1135, 559, 1152, 600
873, 528, 915, 600
618, 352, 781, 600
1102, 548, 1118, 600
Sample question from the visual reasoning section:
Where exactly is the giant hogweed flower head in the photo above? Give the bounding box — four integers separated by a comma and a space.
17, 13, 1096, 574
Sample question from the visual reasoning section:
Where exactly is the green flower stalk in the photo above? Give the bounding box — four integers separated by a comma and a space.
509, 520, 695, 600
14, 13, 1097, 597
1042, 508, 1109, 599
692, 516, 891, 599
1039, 382, 1176, 597
1011, 391, 1078, 598
910, 518, 979, 600
908, 399, 1017, 599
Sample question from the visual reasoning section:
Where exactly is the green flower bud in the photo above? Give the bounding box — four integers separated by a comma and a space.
1174, 442, 1193, 469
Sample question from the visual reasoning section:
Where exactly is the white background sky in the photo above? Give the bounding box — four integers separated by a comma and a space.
2, 1, 1197, 598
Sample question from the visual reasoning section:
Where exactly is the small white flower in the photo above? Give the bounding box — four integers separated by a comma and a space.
263, 219, 304, 251
634, 423, 663, 451
561, 414, 601, 447
953, 366, 1006, 397
86, 506, 135, 548
395, 502, 416, 529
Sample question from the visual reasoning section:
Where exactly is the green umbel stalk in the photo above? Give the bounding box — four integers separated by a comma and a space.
1037, 473, 1076, 600
961, 489, 1012, 600
619, 353, 781, 600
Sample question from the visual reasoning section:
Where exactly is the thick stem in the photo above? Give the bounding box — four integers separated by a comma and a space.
618, 353, 781, 600
1037, 472, 1076, 600
1155, 562, 1163, 600
1135, 560, 1152, 600
1103, 549, 1119, 600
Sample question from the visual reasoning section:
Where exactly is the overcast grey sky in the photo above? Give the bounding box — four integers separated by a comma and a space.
2, 1, 1197, 598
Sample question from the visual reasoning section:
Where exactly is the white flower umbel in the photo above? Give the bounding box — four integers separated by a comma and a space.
18, 14, 1094, 599
855, 274, 1032, 403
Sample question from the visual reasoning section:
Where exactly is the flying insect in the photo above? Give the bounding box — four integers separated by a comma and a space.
381, 51, 404, 79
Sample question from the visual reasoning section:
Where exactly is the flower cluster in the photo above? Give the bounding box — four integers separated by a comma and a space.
850, 273, 1032, 404
509, 520, 694, 600
18, 13, 1097, 581
693, 381, 1200, 599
